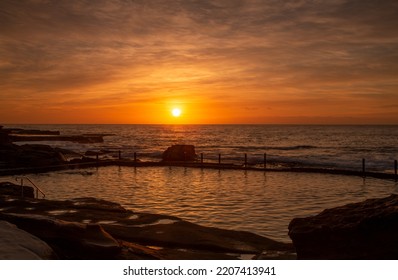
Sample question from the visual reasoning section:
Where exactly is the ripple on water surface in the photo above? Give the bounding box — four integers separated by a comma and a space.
2, 166, 397, 242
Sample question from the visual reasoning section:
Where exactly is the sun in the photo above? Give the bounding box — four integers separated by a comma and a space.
172, 108, 182, 117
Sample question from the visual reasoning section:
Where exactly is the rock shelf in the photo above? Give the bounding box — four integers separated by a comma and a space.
0, 194, 295, 260
289, 194, 398, 259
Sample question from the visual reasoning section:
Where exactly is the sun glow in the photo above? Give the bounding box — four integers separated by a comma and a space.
172, 108, 182, 117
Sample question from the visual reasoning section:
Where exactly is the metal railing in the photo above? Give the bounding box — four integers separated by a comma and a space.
15, 176, 46, 199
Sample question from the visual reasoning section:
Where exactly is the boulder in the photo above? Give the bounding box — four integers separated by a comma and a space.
162, 145, 197, 161
0, 182, 35, 198
288, 194, 398, 259
0, 220, 56, 259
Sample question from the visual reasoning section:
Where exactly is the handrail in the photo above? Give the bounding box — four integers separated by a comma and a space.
15, 176, 46, 199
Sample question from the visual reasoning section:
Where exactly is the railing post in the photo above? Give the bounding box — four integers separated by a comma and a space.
362, 158, 366, 177
15, 176, 45, 199
264, 153, 267, 169
20, 178, 24, 198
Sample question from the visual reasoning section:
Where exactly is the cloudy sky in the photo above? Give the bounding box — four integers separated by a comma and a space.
1, 0, 398, 124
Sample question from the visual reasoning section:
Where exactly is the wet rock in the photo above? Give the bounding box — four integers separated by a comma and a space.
0, 220, 56, 259
0, 182, 35, 198
162, 145, 197, 161
0, 213, 121, 259
288, 194, 398, 259
0, 195, 295, 260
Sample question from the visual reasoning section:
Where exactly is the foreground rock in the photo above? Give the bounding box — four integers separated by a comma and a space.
162, 145, 197, 161
289, 194, 398, 259
0, 194, 294, 260
0, 220, 55, 259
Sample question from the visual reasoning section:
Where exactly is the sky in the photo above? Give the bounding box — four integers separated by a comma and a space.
1, 0, 398, 124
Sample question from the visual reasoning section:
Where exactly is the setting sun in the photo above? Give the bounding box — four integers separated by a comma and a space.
172, 108, 182, 117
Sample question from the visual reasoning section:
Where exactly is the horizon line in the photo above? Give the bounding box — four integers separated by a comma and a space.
2, 123, 398, 126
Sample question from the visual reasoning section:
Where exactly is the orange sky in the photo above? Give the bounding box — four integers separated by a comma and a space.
1, 0, 398, 124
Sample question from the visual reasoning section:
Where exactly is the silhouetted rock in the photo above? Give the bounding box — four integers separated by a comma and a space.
0, 182, 35, 198
0, 131, 11, 145
17, 144, 67, 166
9, 134, 105, 143
0, 195, 294, 260
162, 145, 197, 161
0, 221, 56, 259
0, 126, 108, 144
0, 143, 68, 169
7, 128, 60, 135
288, 194, 398, 259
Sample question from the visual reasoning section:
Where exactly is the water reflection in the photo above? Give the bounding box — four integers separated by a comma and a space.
1, 166, 396, 242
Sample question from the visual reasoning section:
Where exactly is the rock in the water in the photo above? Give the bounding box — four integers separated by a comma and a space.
0, 182, 35, 198
162, 145, 197, 161
0, 131, 11, 145
0, 143, 67, 168
288, 194, 398, 259
0, 220, 56, 260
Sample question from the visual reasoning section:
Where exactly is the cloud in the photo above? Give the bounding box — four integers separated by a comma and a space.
1, 0, 398, 123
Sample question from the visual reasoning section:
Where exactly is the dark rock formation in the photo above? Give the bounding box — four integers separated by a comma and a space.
0, 131, 11, 145
0, 126, 107, 144
1, 213, 120, 259
288, 194, 398, 259
162, 145, 197, 161
0, 195, 295, 260
9, 134, 105, 143
8, 144, 67, 167
0, 139, 70, 169
0, 220, 56, 260
0, 182, 35, 198
6, 128, 60, 135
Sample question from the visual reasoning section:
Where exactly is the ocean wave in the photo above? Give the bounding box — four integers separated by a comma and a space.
266, 145, 318, 151
196, 145, 318, 151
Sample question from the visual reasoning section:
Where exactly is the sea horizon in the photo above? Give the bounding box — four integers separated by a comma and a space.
4, 123, 398, 126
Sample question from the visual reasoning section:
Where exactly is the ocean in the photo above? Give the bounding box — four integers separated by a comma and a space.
8, 124, 398, 172
2, 124, 398, 242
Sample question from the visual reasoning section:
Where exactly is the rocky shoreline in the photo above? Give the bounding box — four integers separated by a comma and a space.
0, 184, 295, 260
1, 126, 110, 143
289, 194, 398, 259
